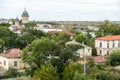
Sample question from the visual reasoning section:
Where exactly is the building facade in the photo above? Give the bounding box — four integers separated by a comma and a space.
0, 49, 27, 70
21, 9, 29, 24
95, 35, 120, 56
66, 40, 92, 58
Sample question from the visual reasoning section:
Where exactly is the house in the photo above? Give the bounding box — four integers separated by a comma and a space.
0, 48, 27, 70
48, 30, 75, 39
9, 17, 25, 35
87, 26, 99, 31
0, 18, 13, 25
95, 35, 120, 56
66, 40, 92, 58
93, 56, 106, 64
36, 24, 52, 29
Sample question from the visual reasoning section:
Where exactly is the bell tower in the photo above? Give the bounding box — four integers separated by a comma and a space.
21, 8, 29, 24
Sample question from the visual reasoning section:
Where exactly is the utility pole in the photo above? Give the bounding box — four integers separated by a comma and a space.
83, 43, 86, 75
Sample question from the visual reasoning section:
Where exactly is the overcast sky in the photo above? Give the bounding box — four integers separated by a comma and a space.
0, 0, 120, 21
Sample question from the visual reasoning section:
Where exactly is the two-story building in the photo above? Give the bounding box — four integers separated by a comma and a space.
95, 35, 120, 56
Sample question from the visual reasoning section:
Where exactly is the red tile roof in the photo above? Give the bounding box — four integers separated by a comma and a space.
48, 30, 75, 36
96, 35, 120, 41
93, 56, 106, 63
0, 48, 23, 59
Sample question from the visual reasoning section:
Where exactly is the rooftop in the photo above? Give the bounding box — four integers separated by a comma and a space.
96, 35, 120, 41
21, 9, 29, 17
0, 48, 23, 59
93, 56, 108, 63
48, 30, 75, 36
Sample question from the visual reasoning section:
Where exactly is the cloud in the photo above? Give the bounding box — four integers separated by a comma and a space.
0, 0, 120, 21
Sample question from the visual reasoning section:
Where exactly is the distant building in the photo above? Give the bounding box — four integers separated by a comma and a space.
95, 35, 120, 56
87, 26, 99, 31
66, 40, 92, 58
9, 17, 25, 35
36, 24, 52, 29
0, 49, 28, 70
21, 9, 29, 24
0, 18, 13, 25
48, 30, 75, 39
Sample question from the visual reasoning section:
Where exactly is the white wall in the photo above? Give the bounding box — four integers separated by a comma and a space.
76, 47, 92, 58
95, 39, 120, 56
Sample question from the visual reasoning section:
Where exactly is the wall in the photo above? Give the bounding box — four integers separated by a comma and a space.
95, 39, 120, 55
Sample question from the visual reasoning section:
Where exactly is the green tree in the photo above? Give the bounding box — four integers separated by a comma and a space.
3, 68, 19, 78
73, 71, 92, 80
22, 37, 57, 68
96, 20, 120, 37
109, 50, 120, 66
31, 64, 59, 80
75, 33, 87, 44
63, 63, 82, 80
88, 57, 95, 68
25, 22, 37, 29
0, 39, 5, 52
96, 72, 112, 80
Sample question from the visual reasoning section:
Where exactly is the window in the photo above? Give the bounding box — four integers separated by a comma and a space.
100, 50, 102, 55
107, 42, 109, 48
113, 41, 115, 48
4, 60, 6, 66
14, 61, 17, 66
100, 42, 102, 47
88, 49, 90, 53
118, 41, 120, 48
107, 51, 109, 55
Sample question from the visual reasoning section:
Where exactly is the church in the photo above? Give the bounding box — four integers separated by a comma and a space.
9, 9, 29, 34
21, 9, 29, 24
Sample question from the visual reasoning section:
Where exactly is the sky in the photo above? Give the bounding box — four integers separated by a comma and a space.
0, 0, 120, 21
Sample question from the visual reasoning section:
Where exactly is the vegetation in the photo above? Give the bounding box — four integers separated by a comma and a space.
108, 50, 120, 66
0, 20, 120, 80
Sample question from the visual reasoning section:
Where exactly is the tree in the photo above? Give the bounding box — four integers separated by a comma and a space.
0, 23, 11, 27
75, 33, 87, 44
0, 39, 5, 52
96, 20, 120, 37
2, 68, 19, 78
96, 72, 112, 80
31, 64, 59, 80
51, 33, 70, 45
87, 57, 95, 68
92, 47, 97, 56
73, 70, 92, 80
63, 63, 82, 80
109, 50, 120, 66
22, 37, 57, 68
25, 22, 37, 29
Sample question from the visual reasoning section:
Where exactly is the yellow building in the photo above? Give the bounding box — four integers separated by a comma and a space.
0, 48, 28, 70
21, 9, 29, 24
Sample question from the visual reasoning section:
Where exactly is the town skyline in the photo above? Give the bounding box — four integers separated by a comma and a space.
0, 0, 120, 21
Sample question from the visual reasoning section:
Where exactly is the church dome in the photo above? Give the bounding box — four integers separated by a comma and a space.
22, 9, 29, 17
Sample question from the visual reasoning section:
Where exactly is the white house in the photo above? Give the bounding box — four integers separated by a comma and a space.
95, 35, 120, 56
87, 26, 99, 31
0, 48, 27, 70
66, 40, 92, 58
36, 24, 52, 29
